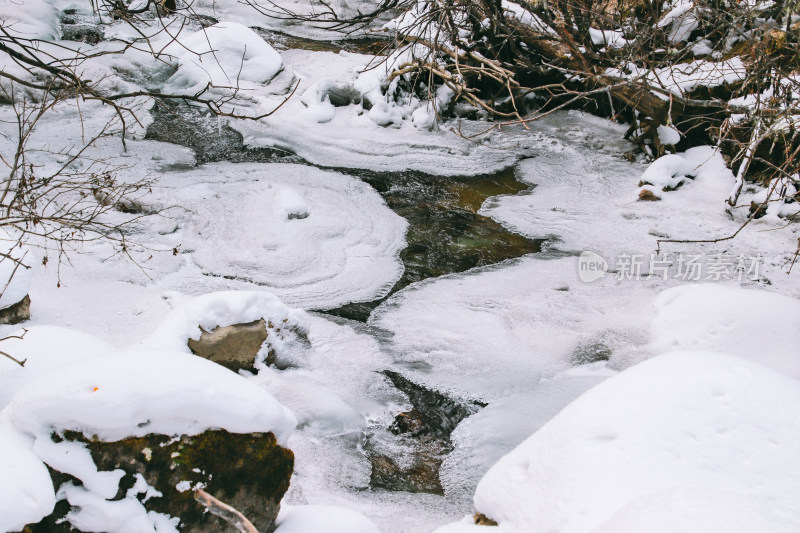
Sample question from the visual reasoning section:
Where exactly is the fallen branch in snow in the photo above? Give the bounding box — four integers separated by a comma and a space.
655, 215, 755, 255
0, 328, 28, 366
193, 488, 260, 533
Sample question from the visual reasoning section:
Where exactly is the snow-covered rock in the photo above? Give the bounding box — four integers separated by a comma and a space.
140, 290, 309, 367
592, 488, 800, 533
8, 349, 297, 443
458, 351, 800, 532
0, 326, 114, 408
162, 22, 283, 96
637, 146, 729, 198
649, 284, 800, 380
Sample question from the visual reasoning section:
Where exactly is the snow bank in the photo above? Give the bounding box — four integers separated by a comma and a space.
162, 22, 282, 96
0, 414, 56, 532
8, 349, 297, 443
0, 326, 113, 408
274, 504, 380, 533
637, 146, 729, 198
149, 163, 407, 310
480, 114, 788, 263
230, 49, 518, 176
650, 284, 800, 380
463, 351, 800, 532
140, 290, 309, 357
593, 488, 800, 533
440, 364, 615, 504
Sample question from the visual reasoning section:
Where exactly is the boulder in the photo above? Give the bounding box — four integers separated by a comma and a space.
187, 319, 268, 372
25, 429, 294, 533
186, 318, 307, 372
0, 294, 30, 325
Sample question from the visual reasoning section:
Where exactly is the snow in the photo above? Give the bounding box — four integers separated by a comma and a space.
691, 39, 714, 56
266, 312, 472, 532
0, 326, 113, 407
369, 256, 652, 402
58, 483, 179, 533
188, 0, 387, 41
593, 488, 800, 533
274, 504, 380, 533
1, 2, 799, 527
0, 236, 35, 309
8, 349, 297, 443
607, 58, 746, 97
440, 363, 615, 504
460, 351, 800, 532
746, 175, 800, 220
658, 0, 698, 42
0, 414, 56, 532
142, 163, 407, 310
161, 22, 283, 97
0, 0, 59, 40
229, 49, 519, 176
501, 1, 557, 36
589, 28, 627, 49
275, 187, 312, 219
648, 284, 800, 380
656, 124, 681, 145
140, 290, 309, 358
479, 114, 799, 267
636, 146, 726, 198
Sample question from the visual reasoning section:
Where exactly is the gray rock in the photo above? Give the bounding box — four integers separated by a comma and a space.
187, 319, 268, 373
0, 294, 30, 325
321, 81, 362, 107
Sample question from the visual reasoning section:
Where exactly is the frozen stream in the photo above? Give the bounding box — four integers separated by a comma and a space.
11, 102, 799, 532
2, 10, 799, 530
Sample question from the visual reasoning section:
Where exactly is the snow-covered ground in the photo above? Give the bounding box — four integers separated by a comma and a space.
1, 1, 800, 532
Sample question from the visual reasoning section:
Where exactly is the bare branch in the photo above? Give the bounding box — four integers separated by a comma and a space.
193, 488, 260, 533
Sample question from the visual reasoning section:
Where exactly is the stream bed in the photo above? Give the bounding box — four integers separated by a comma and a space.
144, 99, 544, 500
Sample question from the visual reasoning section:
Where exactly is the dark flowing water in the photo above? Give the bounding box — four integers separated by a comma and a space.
326, 168, 543, 320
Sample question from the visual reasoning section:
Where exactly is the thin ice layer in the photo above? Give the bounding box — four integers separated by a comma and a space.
370, 256, 654, 401
145, 162, 407, 310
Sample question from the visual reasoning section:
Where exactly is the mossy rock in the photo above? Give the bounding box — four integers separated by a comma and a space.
25, 429, 294, 532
